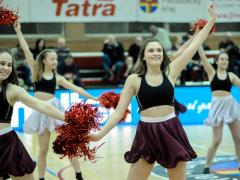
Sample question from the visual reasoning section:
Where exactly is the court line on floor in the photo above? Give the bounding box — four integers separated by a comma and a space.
57, 165, 71, 180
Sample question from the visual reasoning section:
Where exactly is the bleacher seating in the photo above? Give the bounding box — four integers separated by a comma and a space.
72, 50, 220, 86
72, 52, 105, 85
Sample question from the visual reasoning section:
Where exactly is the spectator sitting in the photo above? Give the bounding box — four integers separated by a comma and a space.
31, 38, 46, 59
124, 36, 143, 78
55, 37, 70, 65
178, 32, 210, 83
11, 45, 31, 88
102, 34, 125, 83
57, 54, 81, 86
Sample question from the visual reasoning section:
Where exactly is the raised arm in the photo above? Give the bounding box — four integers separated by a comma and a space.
11, 84, 64, 121
89, 74, 136, 141
56, 75, 97, 101
229, 72, 240, 87
13, 21, 36, 73
198, 46, 215, 80
169, 3, 217, 82
170, 30, 199, 62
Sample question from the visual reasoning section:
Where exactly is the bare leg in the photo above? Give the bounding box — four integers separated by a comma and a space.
205, 125, 223, 168
127, 158, 154, 180
38, 129, 51, 179
228, 120, 240, 168
69, 158, 83, 179
167, 161, 186, 180
70, 158, 80, 172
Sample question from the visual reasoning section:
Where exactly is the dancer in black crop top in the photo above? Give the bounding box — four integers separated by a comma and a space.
0, 48, 66, 179
34, 73, 56, 94
210, 72, 232, 92
89, 5, 217, 179
136, 73, 174, 112
14, 21, 98, 180
198, 46, 240, 174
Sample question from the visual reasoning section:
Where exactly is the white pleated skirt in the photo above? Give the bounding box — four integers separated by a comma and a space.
24, 98, 65, 134
205, 95, 240, 127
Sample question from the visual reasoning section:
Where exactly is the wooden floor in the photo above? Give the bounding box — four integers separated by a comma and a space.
18, 124, 236, 180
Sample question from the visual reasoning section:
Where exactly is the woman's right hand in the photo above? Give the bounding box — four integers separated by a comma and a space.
208, 2, 217, 20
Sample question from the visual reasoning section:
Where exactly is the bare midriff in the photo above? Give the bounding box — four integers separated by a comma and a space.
140, 105, 175, 117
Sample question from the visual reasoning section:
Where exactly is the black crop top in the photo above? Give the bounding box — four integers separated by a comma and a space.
136, 73, 174, 112
34, 73, 56, 94
0, 89, 13, 123
210, 72, 232, 92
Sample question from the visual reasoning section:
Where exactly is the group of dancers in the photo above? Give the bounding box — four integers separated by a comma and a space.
0, 2, 240, 180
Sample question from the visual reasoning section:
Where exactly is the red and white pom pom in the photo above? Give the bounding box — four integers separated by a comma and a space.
53, 101, 103, 160
99, 91, 130, 122
192, 19, 216, 33
0, 1, 19, 25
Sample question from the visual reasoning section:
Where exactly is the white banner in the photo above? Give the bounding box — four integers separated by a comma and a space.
2, 0, 240, 22
1, 0, 137, 22
215, 0, 240, 22
138, 0, 240, 23
138, 0, 207, 23
29, 0, 137, 22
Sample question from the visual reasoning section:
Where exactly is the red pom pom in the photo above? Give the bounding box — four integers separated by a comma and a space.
192, 19, 216, 33
0, 1, 19, 25
99, 91, 119, 109
99, 91, 130, 122
53, 101, 103, 161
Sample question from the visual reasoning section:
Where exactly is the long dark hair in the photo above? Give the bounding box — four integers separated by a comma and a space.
35, 38, 46, 52
134, 38, 171, 77
213, 52, 229, 70
0, 48, 19, 99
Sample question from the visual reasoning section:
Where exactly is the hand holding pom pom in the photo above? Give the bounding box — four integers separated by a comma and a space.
53, 101, 103, 161
192, 19, 216, 34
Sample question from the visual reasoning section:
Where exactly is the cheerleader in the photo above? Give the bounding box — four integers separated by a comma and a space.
198, 46, 240, 173
89, 3, 216, 180
14, 21, 97, 180
0, 48, 65, 180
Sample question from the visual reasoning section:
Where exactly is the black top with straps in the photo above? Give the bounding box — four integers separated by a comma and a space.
34, 73, 56, 94
210, 72, 232, 92
0, 89, 13, 123
136, 73, 174, 112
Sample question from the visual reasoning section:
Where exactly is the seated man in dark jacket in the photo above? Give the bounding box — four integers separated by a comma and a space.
102, 34, 125, 83
57, 54, 81, 86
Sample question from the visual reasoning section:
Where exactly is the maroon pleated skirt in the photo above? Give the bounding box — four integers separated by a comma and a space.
0, 130, 36, 177
124, 116, 197, 168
